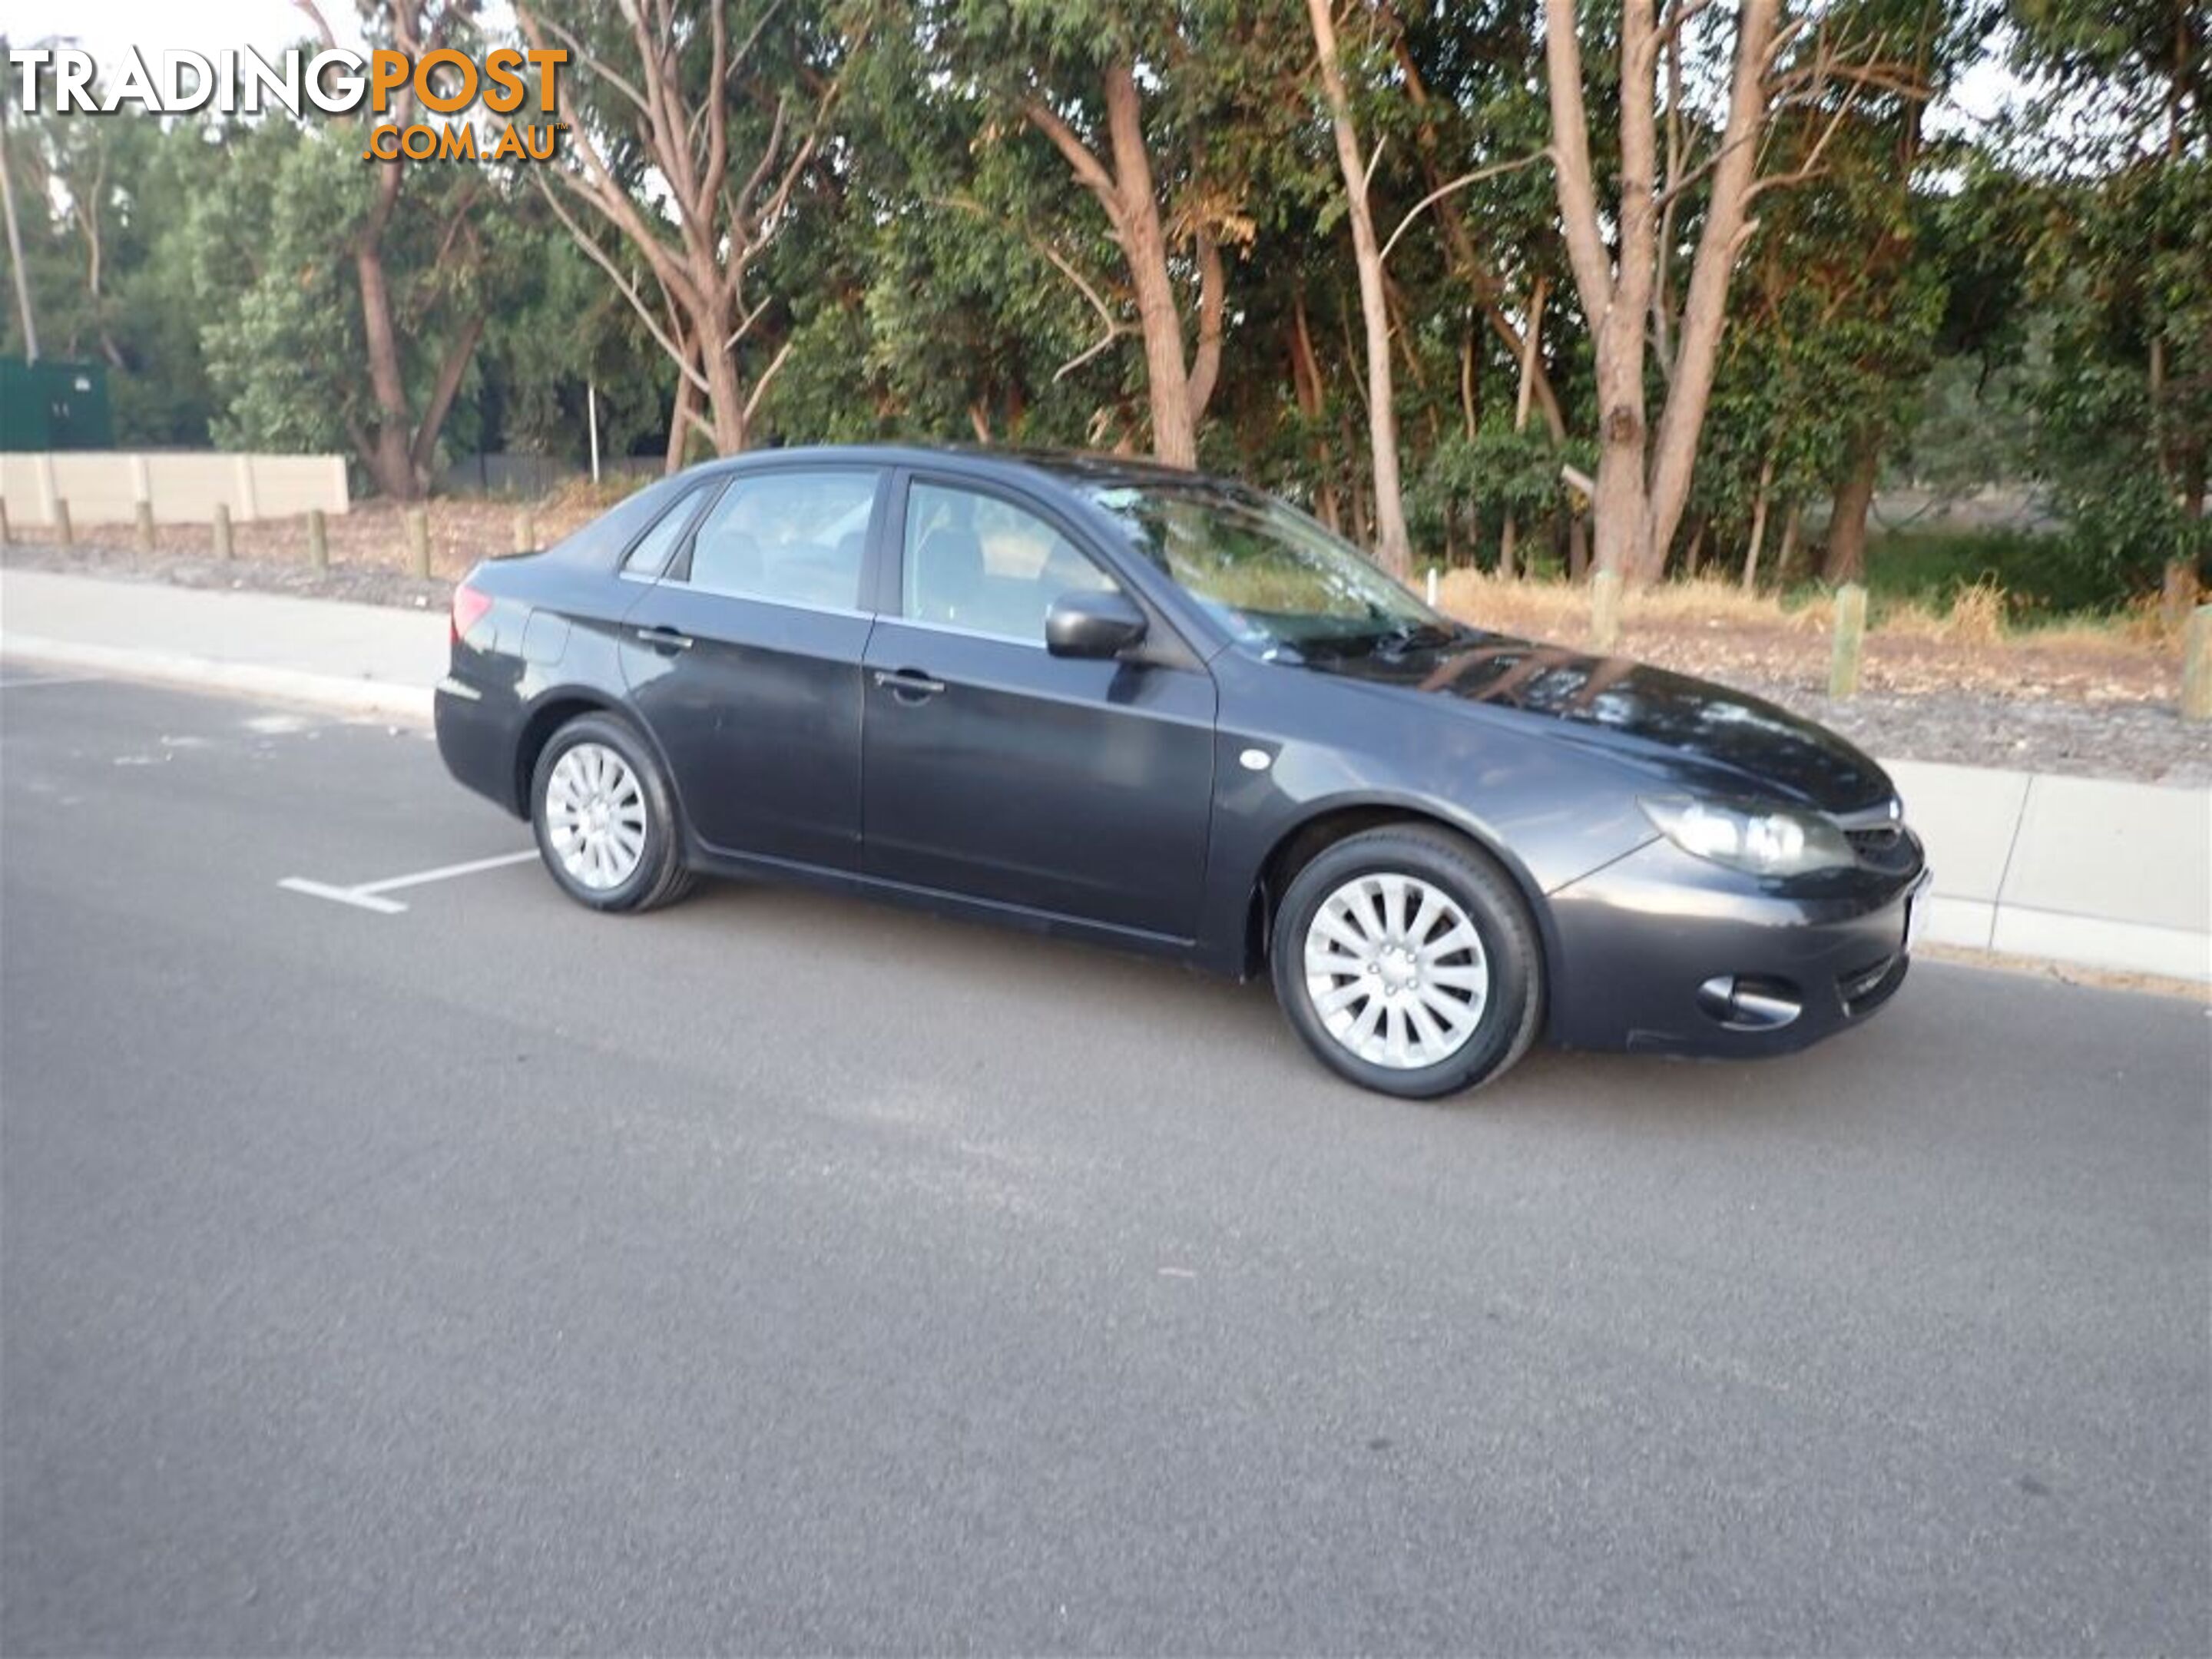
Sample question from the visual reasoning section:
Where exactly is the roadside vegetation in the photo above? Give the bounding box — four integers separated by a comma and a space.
0, 0, 2203, 621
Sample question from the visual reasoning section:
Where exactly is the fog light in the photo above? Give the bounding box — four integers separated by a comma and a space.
1697, 975, 1803, 1030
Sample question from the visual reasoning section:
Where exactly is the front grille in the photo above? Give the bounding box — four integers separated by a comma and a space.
1838, 800, 1920, 874
1838, 953, 1906, 1016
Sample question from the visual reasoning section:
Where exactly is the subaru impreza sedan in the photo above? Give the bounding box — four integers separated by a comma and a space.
435, 446, 1929, 1098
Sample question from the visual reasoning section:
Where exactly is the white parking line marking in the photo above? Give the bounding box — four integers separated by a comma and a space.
355, 849, 539, 896
279, 849, 537, 915
277, 879, 409, 916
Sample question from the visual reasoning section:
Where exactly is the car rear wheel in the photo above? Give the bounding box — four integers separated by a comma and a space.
530, 712, 694, 912
1271, 825, 1543, 1099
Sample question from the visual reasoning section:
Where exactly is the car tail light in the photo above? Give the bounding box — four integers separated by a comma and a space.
451, 582, 493, 647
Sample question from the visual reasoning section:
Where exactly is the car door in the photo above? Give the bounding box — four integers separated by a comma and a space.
861, 472, 1217, 939
622, 465, 887, 870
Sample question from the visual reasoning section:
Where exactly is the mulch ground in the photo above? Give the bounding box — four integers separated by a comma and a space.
8, 502, 2207, 786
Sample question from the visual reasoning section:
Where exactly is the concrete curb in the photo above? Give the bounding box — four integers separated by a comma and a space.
0, 634, 432, 724
1882, 760, 2210, 984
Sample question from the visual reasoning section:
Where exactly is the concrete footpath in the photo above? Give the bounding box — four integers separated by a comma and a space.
5, 566, 2207, 984
1, 568, 442, 720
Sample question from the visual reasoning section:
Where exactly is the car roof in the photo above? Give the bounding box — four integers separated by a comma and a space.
690, 442, 1264, 502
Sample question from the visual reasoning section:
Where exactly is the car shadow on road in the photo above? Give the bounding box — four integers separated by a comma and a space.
663, 874, 1936, 1134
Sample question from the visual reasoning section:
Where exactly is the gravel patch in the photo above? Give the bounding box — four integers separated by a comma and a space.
1729, 678, 2212, 789
4, 542, 454, 611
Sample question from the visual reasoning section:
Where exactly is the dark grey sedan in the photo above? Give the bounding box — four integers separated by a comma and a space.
435, 446, 1929, 1098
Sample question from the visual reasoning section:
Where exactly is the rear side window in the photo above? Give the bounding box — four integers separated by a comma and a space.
619, 485, 708, 578
684, 470, 881, 610
544, 475, 695, 568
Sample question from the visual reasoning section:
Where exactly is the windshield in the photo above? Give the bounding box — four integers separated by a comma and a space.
1083, 481, 1452, 653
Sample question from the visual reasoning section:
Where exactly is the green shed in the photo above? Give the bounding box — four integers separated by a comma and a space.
0, 357, 114, 450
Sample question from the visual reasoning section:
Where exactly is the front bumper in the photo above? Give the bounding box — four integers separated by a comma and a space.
1544, 834, 1926, 1057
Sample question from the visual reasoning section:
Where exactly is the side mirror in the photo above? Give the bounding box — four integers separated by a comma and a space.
1045, 590, 1148, 659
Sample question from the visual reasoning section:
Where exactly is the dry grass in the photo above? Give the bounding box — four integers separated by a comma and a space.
1441, 567, 1834, 639
541, 475, 654, 515
1429, 565, 2181, 703
1439, 566, 2114, 649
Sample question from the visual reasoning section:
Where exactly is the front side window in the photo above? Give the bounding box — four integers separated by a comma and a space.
1083, 482, 1446, 654
902, 482, 1117, 642
685, 469, 881, 609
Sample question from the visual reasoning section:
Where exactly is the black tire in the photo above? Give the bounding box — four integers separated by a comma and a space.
528, 711, 695, 913
1270, 824, 1544, 1099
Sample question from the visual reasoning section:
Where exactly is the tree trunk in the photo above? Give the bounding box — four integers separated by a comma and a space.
407, 311, 484, 483
1741, 452, 1776, 592
1101, 64, 1199, 469
1823, 440, 1881, 584
1459, 326, 1478, 440
1308, 0, 1409, 577
355, 241, 421, 500
0, 70, 41, 362
1289, 294, 1342, 531
1776, 502, 1803, 582
1545, 0, 1780, 584
665, 341, 697, 475
1640, 0, 1779, 566
1547, 0, 1656, 580
700, 338, 748, 455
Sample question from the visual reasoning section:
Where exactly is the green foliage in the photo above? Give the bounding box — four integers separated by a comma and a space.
1857, 526, 2143, 617
1409, 419, 1584, 568
0, 0, 2194, 594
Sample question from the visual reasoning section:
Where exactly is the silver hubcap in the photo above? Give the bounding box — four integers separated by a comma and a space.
1303, 873, 1490, 1071
545, 742, 647, 892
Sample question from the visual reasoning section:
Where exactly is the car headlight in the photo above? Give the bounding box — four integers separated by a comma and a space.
1639, 796, 1854, 877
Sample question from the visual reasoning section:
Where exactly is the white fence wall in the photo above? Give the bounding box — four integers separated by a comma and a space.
1, 452, 349, 527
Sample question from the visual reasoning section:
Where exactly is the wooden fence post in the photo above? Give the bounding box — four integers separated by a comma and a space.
2162, 559, 2197, 633
514, 508, 535, 554
1590, 568, 1622, 651
0, 495, 11, 545
1830, 583, 1868, 699
306, 508, 329, 572
406, 507, 430, 578
134, 500, 157, 553
53, 498, 72, 547
2182, 604, 2212, 723
212, 502, 233, 561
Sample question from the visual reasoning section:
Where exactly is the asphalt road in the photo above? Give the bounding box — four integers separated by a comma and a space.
3, 671, 2207, 1657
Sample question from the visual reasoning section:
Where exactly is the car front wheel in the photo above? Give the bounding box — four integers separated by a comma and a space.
1271, 825, 1544, 1099
529, 712, 694, 912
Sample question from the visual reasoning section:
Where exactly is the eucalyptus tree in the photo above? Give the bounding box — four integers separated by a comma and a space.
1681, 0, 1979, 585
2005, 0, 2208, 586
1543, 0, 1942, 583
282, 0, 502, 498
518, 0, 873, 455
919, 0, 1307, 469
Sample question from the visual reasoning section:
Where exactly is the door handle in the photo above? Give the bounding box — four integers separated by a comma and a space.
634, 624, 694, 653
873, 668, 946, 698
